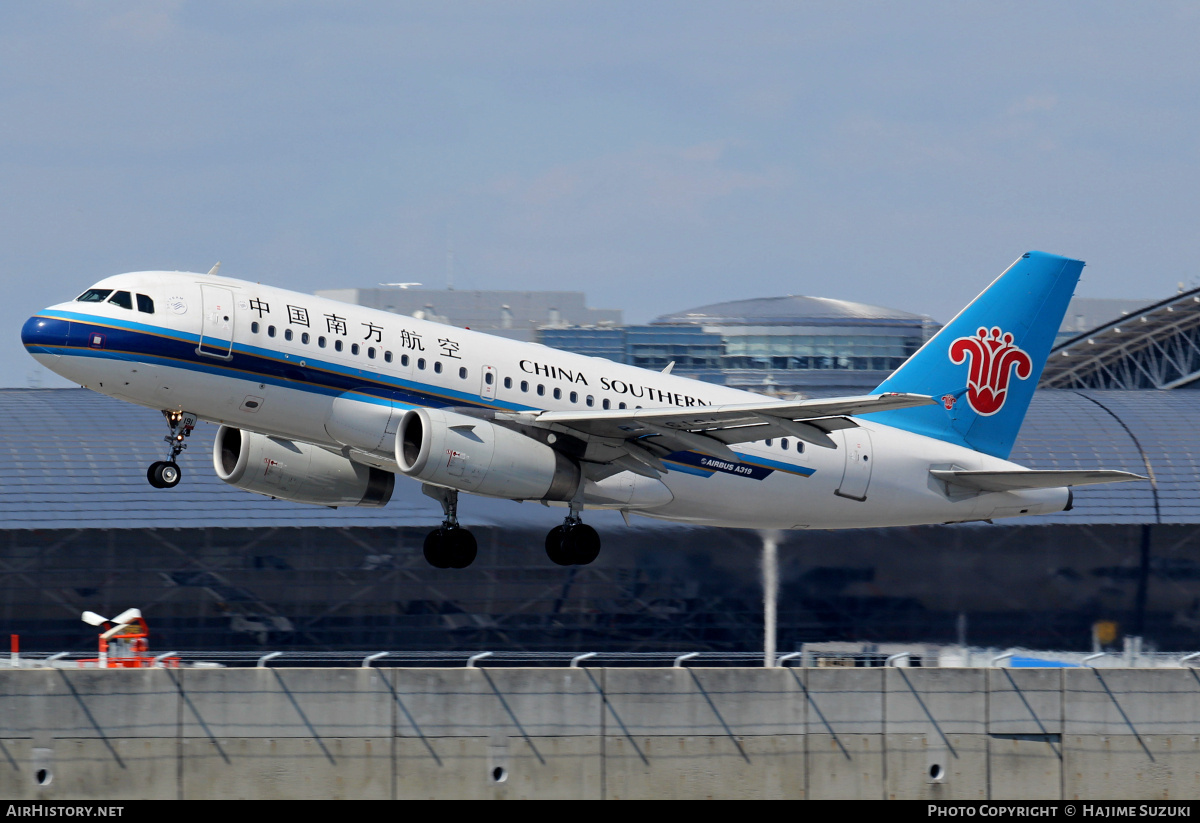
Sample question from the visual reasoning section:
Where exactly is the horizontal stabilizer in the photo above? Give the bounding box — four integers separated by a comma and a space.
930, 469, 1147, 493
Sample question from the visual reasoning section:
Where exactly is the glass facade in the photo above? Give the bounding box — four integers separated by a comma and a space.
541, 320, 934, 392
626, 326, 723, 373
717, 329, 921, 373
538, 327, 626, 361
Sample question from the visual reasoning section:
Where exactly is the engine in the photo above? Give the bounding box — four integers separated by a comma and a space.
396, 407, 580, 501
213, 426, 394, 507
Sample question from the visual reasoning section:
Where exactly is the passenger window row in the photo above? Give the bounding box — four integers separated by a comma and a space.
241, 316, 689, 415
247, 321, 473, 379
497, 376, 637, 409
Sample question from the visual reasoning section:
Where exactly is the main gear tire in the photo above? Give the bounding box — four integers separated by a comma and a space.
567, 523, 601, 565
424, 527, 478, 569
546, 523, 601, 566
423, 528, 453, 569
545, 526, 573, 566
445, 528, 478, 569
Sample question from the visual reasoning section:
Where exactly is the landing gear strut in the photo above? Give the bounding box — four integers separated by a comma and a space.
421, 485, 478, 569
545, 503, 601, 567
147, 410, 196, 489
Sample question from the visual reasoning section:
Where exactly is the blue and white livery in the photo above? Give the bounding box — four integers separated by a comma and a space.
22, 253, 1142, 568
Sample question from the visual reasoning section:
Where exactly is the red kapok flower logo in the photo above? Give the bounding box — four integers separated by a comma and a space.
948, 327, 1033, 416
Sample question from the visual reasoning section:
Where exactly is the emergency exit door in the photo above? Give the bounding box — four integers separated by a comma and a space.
480, 365, 497, 401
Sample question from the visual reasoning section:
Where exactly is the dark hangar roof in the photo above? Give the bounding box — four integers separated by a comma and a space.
653, 295, 931, 328
0, 388, 1191, 529
0, 389, 636, 532
1007, 390, 1190, 525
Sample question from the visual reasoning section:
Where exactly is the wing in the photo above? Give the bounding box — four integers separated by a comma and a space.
533, 392, 933, 444
929, 469, 1148, 493
504, 392, 934, 479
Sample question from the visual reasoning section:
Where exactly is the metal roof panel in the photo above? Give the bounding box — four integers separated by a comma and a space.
0, 388, 1191, 529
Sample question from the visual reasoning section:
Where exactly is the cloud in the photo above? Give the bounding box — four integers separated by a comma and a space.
497, 141, 789, 222
1007, 94, 1059, 116
98, 0, 184, 41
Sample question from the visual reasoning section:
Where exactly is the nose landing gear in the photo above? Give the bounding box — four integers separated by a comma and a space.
421, 484, 478, 569
545, 504, 601, 567
147, 410, 196, 489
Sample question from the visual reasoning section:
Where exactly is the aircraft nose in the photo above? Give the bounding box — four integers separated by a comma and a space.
21, 314, 70, 350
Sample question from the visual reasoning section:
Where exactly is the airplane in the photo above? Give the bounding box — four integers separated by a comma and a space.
21, 251, 1143, 569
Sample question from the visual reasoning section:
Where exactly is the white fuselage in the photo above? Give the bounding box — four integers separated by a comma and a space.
25, 271, 1069, 529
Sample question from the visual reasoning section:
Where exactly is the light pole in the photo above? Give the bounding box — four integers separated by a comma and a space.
760, 530, 780, 667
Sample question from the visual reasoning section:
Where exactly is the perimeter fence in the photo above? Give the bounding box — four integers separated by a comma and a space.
6, 646, 1200, 668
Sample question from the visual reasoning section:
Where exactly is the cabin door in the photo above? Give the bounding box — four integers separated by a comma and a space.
835, 428, 874, 501
197, 285, 235, 359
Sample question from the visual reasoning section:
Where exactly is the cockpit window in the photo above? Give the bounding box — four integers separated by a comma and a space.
76, 288, 112, 303
136, 294, 154, 314
107, 290, 133, 310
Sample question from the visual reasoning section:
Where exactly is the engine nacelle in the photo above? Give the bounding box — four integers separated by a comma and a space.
213, 426, 394, 508
396, 407, 580, 501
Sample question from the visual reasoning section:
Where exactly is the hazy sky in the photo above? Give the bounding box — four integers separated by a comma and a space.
5, 1, 1199, 387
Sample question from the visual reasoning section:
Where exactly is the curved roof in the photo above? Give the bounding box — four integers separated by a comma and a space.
1008, 390, 1192, 525
1040, 286, 1200, 390
653, 295, 931, 328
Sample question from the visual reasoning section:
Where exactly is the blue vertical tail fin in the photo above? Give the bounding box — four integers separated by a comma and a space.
868, 251, 1083, 459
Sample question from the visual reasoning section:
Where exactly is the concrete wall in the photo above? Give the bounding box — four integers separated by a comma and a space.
2, 667, 1199, 799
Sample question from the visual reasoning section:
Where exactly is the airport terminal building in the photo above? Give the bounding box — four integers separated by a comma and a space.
5, 286, 1200, 657
541, 295, 939, 395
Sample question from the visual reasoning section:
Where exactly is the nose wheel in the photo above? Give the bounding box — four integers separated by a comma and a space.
146, 410, 196, 489
545, 507, 601, 566
147, 461, 182, 489
421, 484, 478, 568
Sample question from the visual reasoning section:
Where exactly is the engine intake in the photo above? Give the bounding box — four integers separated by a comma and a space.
213, 426, 394, 508
396, 407, 579, 501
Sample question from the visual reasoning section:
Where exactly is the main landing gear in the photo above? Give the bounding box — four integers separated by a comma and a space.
147, 410, 196, 489
419, 487, 602, 569
545, 504, 601, 567
422, 485, 478, 569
